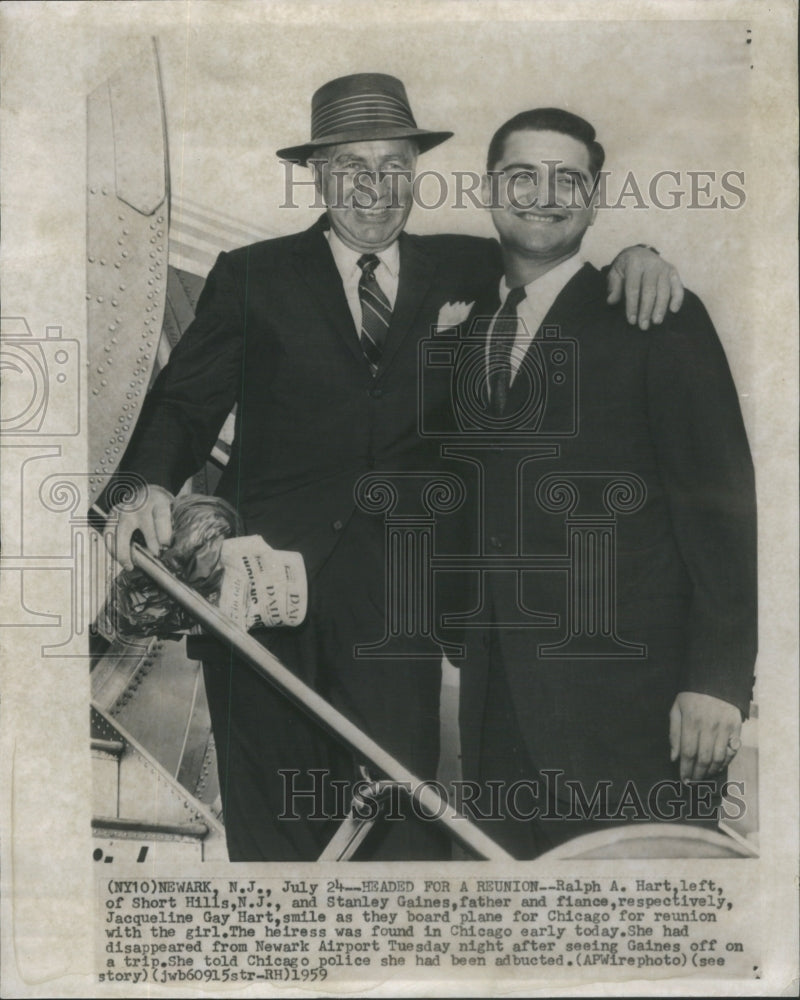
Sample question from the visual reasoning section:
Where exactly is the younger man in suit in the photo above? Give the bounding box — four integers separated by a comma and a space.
106, 78, 686, 861
457, 108, 757, 858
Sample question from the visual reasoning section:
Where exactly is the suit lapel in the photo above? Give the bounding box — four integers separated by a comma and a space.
471, 279, 502, 322
506, 263, 601, 412
463, 285, 500, 378
290, 216, 367, 369
376, 233, 438, 379
289, 222, 450, 379
539, 262, 603, 327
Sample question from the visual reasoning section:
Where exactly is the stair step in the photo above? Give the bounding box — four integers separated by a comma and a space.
93, 815, 209, 840
91, 738, 124, 757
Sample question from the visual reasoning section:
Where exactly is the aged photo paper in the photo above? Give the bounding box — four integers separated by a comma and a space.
1, 1, 797, 996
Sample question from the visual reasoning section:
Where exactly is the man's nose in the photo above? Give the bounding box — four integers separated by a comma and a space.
374, 170, 398, 199
537, 168, 561, 208
518, 169, 559, 209
353, 170, 391, 206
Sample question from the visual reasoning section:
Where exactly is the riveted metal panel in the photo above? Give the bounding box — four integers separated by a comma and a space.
92, 636, 222, 821
91, 704, 225, 856
87, 40, 169, 506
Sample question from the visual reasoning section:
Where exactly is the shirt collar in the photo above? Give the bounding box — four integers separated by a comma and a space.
326, 228, 400, 279
498, 251, 585, 307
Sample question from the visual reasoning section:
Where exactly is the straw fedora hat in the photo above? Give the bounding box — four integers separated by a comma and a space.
276, 72, 453, 165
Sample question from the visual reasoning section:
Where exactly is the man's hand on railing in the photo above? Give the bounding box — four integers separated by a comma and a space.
105, 482, 174, 570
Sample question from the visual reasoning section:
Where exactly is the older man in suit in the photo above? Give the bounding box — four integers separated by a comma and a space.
105, 75, 683, 861
457, 108, 757, 858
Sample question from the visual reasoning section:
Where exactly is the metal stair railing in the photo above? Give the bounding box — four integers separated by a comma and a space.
129, 541, 512, 862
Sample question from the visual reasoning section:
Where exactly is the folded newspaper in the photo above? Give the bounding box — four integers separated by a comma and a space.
97, 494, 307, 639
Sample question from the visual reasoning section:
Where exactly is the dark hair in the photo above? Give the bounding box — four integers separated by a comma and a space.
486, 108, 605, 178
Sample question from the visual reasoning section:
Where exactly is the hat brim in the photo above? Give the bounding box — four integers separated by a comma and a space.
276, 127, 453, 165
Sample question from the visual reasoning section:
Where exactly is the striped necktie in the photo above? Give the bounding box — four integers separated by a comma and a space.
488, 285, 527, 416
357, 253, 392, 376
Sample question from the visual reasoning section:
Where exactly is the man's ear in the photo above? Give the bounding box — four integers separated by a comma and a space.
312, 163, 324, 197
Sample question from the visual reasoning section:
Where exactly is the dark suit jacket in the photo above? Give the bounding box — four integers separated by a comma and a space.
107, 215, 500, 581
459, 263, 757, 800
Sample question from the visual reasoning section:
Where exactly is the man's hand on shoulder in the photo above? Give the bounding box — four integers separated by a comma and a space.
606, 246, 685, 330
105, 483, 174, 570
669, 691, 742, 782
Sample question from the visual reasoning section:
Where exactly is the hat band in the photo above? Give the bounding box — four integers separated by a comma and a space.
311, 93, 417, 140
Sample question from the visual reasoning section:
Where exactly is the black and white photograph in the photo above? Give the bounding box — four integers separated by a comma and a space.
0, 1, 797, 996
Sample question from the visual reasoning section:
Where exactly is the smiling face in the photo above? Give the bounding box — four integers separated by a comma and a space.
484, 128, 598, 271
314, 139, 418, 252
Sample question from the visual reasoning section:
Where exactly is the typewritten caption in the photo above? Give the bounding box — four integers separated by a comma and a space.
97, 874, 759, 986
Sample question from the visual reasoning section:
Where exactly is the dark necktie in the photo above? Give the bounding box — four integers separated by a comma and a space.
357, 253, 393, 376
488, 285, 527, 416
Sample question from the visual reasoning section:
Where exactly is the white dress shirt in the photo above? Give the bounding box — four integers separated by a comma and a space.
325, 229, 400, 330
490, 252, 585, 383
